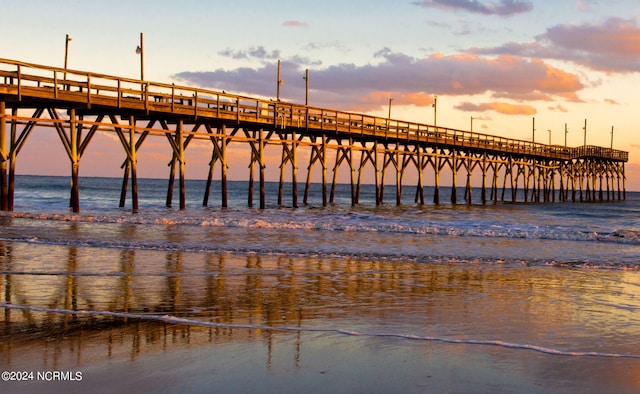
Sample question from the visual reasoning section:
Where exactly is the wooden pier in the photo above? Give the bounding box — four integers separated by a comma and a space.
0, 58, 628, 212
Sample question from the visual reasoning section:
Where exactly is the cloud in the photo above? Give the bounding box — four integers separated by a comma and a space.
173, 49, 583, 112
456, 101, 537, 115
413, 0, 533, 16
305, 41, 349, 52
218, 46, 281, 60
283, 20, 308, 27
471, 18, 640, 73
604, 98, 620, 105
575, 1, 591, 12
548, 104, 568, 112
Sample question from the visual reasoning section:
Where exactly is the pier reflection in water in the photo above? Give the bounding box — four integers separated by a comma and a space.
2, 233, 640, 392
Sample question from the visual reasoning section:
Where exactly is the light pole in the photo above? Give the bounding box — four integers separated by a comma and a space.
432, 95, 437, 126
611, 126, 614, 149
303, 69, 309, 106
564, 123, 568, 147
532, 117, 535, 143
547, 129, 551, 145
470, 116, 474, 133
63, 34, 72, 88
276, 59, 284, 101
135, 32, 144, 80
583, 119, 587, 146
64, 34, 72, 69
388, 97, 393, 119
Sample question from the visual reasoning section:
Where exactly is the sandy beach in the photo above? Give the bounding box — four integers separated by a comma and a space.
3, 247, 640, 393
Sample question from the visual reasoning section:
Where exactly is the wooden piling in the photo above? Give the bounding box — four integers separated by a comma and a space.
433, 154, 441, 205
69, 108, 80, 213
129, 116, 139, 212
415, 146, 425, 205
259, 129, 266, 209
451, 151, 458, 205
7, 108, 17, 211
0, 101, 6, 211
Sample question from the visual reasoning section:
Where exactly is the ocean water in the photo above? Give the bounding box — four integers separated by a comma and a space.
2, 175, 640, 393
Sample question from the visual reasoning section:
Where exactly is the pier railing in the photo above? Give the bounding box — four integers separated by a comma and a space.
0, 57, 628, 163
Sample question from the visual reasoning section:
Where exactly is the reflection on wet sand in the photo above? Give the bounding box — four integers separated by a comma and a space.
2, 237, 640, 391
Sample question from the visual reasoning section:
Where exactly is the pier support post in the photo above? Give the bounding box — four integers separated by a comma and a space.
350, 143, 356, 206
7, 108, 18, 211
278, 147, 285, 206
118, 118, 150, 209
415, 147, 425, 205
433, 153, 442, 205
203, 125, 228, 208
277, 130, 298, 208
69, 108, 80, 213
330, 143, 353, 205
374, 142, 381, 205
119, 163, 130, 208
622, 163, 626, 200
247, 128, 266, 209
322, 135, 327, 206
355, 143, 376, 205
166, 156, 176, 207
221, 130, 228, 208
0, 101, 7, 211
558, 162, 565, 202
129, 116, 139, 211
177, 120, 186, 210
464, 155, 472, 205
395, 146, 401, 206
451, 151, 458, 205
259, 129, 266, 209
378, 148, 387, 204
510, 159, 517, 203
292, 131, 298, 208
570, 162, 577, 202
303, 134, 327, 206
616, 168, 622, 200
481, 155, 487, 205
492, 163, 499, 203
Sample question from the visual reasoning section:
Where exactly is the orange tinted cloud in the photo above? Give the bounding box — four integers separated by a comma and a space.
176, 49, 584, 112
358, 91, 435, 109
282, 20, 308, 28
472, 18, 640, 73
456, 101, 537, 116
548, 104, 568, 112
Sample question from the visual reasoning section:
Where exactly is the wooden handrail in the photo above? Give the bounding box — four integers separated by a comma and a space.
0, 57, 629, 162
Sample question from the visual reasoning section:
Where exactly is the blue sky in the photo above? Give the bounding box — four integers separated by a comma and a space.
2, 0, 639, 189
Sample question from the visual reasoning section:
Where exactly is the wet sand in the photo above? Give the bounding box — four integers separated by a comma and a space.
2, 244, 640, 393
3, 320, 640, 393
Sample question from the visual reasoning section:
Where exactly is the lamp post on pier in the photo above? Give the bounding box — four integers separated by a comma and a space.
470, 116, 474, 133
547, 129, 551, 145
583, 119, 587, 146
135, 32, 144, 81
64, 34, 72, 70
532, 117, 536, 143
564, 123, 568, 147
611, 126, 614, 149
63, 34, 72, 87
276, 59, 284, 101
432, 95, 437, 126
303, 68, 309, 106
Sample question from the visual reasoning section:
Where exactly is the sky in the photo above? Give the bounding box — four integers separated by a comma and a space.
2, 0, 639, 190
